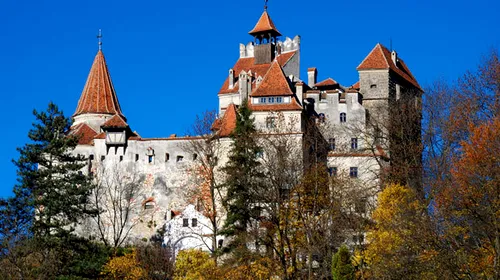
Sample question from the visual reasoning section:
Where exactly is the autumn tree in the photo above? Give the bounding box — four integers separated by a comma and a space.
173, 249, 219, 280
221, 99, 264, 256
331, 245, 354, 280
183, 110, 225, 259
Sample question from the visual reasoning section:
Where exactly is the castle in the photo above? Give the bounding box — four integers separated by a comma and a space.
70, 7, 422, 249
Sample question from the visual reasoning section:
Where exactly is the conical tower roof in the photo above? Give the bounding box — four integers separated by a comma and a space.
249, 10, 282, 37
73, 50, 125, 119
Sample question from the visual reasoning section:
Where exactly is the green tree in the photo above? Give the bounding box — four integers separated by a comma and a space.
221, 99, 263, 253
13, 102, 96, 239
331, 245, 354, 280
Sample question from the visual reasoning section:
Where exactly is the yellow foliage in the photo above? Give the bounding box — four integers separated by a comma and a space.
101, 249, 146, 280
174, 249, 218, 280
222, 257, 281, 280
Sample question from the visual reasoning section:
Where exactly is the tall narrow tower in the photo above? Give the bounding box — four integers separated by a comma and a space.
249, 8, 281, 65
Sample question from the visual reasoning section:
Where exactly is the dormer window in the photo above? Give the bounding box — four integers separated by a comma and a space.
259, 97, 266, 104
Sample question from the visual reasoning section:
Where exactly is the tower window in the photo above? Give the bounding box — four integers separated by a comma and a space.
165, 153, 170, 162
340, 113, 347, 123
135, 154, 139, 162
328, 138, 335, 151
193, 154, 198, 160
192, 218, 198, 227
350, 167, 358, 178
177, 155, 184, 162
100, 155, 105, 161
351, 138, 358, 150
119, 155, 123, 162
183, 218, 189, 227
370, 84, 377, 89
148, 155, 154, 163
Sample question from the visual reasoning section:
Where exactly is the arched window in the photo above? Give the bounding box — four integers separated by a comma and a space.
340, 112, 347, 123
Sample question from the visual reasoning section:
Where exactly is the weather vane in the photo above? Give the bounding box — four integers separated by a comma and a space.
97, 29, 103, 50
264, 0, 268, 10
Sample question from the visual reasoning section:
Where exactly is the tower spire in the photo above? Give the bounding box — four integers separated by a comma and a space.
264, 0, 268, 11
97, 29, 102, 50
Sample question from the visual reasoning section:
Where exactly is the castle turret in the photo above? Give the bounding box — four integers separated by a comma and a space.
73, 49, 125, 132
249, 8, 281, 65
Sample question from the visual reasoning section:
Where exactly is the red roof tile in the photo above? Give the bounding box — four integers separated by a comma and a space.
70, 123, 97, 145
351, 81, 360, 89
102, 114, 128, 128
217, 103, 237, 137
314, 78, 338, 87
219, 51, 297, 95
251, 61, 293, 97
73, 50, 126, 118
249, 11, 282, 36
357, 43, 422, 91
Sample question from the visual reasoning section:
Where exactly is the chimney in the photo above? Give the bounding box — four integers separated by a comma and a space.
296, 81, 304, 105
308, 67, 317, 87
391, 50, 398, 67
239, 71, 251, 100
228, 69, 234, 89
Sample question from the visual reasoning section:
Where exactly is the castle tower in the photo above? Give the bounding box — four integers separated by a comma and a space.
249, 9, 281, 65
73, 49, 125, 132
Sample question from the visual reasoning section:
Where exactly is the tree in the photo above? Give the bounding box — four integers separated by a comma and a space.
173, 249, 219, 280
90, 163, 145, 248
12, 102, 97, 240
221, 99, 264, 255
101, 249, 146, 280
331, 245, 354, 280
183, 110, 225, 259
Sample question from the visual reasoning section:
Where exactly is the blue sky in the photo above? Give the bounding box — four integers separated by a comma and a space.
0, 0, 499, 197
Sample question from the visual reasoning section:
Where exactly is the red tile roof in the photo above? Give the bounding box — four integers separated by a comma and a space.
357, 43, 422, 91
73, 50, 126, 118
248, 98, 302, 111
102, 114, 128, 128
351, 81, 360, 89
70, 123, 97, 145
219, 51, 297, 95
248, 11, 282, 37
314, 78, 338, 87
251, 61, 293, 97
217, 103, 237, 137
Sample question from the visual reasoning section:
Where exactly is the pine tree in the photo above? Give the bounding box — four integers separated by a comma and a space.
221, 99, 263, 252
13, 102, 96, 240
331, 245, 354, 280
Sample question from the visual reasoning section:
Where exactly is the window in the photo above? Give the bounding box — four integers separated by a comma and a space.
89, 154, 95, 161
119, 155, 123, 162
192, 218, 198, 227
100, 155, 105, 161
165, 153, 170, 162
144, 202, 155, 210
328, 138, 335, 151
328, 167, 337, 177
148, 155, 154, 163
177, 155, 184, 162
182, 218, 189, 227
351, 138, 358, 150
259, 97, 266, 104
340, 112, 347, 123
135, 154, 139, 162
218, 239, 223, 248
268, 97, 275, 103
256, 151, 264, 158
193, 154, 198, 160
350, 167, 358, 178
276, 97, 283, 103
370, 84, 377, 89
266, 116, 276, 129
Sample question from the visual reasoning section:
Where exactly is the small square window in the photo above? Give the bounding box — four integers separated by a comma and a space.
135, 154, 139, 162
165, 153, 170, 162
100, 155, 105, 161
276, 97, 283, 103
350, 167, 358, 178
266, 116, 276, 129
177, 156, 184, 162
328, 167, 337, 177
182, 218, 189, 227
259, 97, 266, 104
268, 97, 275, 103
192, 218, 198, 227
